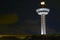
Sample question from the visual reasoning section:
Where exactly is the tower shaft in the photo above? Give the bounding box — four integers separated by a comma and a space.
41, 15, 46, 35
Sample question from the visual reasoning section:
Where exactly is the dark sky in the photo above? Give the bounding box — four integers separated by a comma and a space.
0, 0, 60, 34
18, 0, 60, 33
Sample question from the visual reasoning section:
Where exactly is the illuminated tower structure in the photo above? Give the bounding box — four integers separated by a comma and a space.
36, 1, 50, 35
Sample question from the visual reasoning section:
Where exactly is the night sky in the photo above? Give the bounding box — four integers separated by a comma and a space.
0, 0, 60, 34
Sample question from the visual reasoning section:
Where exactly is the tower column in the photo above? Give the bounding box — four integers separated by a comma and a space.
41, 15, 46, 35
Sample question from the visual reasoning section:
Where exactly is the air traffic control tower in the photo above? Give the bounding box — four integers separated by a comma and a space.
36, 1, 50, 35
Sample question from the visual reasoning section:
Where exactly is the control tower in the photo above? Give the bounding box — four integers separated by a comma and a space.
36, 1, 50, 35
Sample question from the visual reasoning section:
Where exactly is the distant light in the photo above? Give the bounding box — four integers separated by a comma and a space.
41, 1, 45, 5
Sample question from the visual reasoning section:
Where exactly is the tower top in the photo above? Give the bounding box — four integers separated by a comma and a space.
40, 0, 46, 7
41, 1, 45, 5
36, 0, 50, 15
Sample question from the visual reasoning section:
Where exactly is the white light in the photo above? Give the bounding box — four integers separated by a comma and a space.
38, 12, 48, 15
41, 2, 45, 5
36, 8, 50, 15
41, 28, 44, 35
